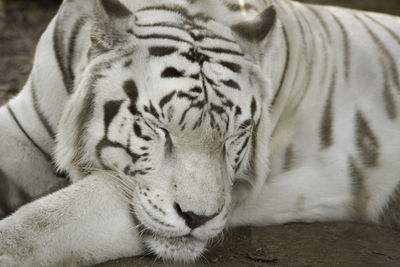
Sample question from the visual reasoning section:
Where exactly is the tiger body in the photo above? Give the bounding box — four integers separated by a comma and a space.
0, 0, 400, 265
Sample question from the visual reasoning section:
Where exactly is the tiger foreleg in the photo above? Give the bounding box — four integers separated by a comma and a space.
0, 174, 143, 266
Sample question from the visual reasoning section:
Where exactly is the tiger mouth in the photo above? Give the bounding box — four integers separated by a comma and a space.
132, 213, 207, 261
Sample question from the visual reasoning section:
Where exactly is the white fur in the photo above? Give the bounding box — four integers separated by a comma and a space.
1, 0, 400, 265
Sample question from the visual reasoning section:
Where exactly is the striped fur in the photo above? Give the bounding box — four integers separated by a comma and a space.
1, 0, 400, 265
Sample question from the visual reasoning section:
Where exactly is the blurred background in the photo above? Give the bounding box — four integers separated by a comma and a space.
299, 0, 400, 14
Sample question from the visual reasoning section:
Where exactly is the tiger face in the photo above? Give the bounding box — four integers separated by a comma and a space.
57, 2, 274, 262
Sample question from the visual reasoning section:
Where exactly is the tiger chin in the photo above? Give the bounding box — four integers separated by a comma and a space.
125, 173, 232, 263
135, 214, 208, 262
133, 211, 210, 263
144, 235, 206, 262
130, 179, 231, 262
138, 215, 218, 263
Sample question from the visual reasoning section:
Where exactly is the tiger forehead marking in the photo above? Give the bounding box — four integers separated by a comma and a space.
97, 5, 259, 140
78, 4, 264, 179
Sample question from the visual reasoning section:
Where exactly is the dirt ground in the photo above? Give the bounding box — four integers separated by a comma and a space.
1, 1, 400, 266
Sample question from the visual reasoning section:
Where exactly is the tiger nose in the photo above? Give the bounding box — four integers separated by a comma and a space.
174, 202, 218, 229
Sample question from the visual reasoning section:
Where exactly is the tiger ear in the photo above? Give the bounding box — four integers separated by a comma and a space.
96, 0, 132, 18
231, 6, 277, 61
90, 0, 133, 52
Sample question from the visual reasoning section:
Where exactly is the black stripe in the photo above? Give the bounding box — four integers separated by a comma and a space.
282, 144, 295, 171
142, 120, 158, 136
53, 17, 72, 94
320, 72, 336, 149
286, 2, 310, 109
134, 33, 192, 44
271, 25, 290, 107
161, 67, 184, 78
202, 74, 209, 103
133, 122, 152, 141
179, 103, 200, 126
306, 6, 331, 88
31, 79, 56, 139
305, 6, 331, 89
103, 100, 123, 134
331, 13, 351, 81
144, 102, 160, 120
239, 119, 252, 130
234, 136, 251, 173
189, 87, 202, 94
124, 59, 133, 68
381, 57, 397, 120
7, 105, 52, 162
355, 14, 400, 91
149, 46, 178, 57
213, 88, 225, 99
290, 3, 306, 43
355, 110, 380, 168
365, 14, 400, 46
163, 127, 173, 154
222, 80, 240, 90
181, 48, 210, 63
251, 98, 257, 117
295, 7, 315, 101
237, 136, 250, 157
67, 17, 86, 84
383, 80, 397, 120
276, 3, 305, 111
307, 6, 332, 42
159, 91, 176, 109
200, 47, 244, 56
348, 157, 368, 220
190, 73, 200, 80
123, 79, 140, 115
219, 61, 241, 73
0, 168, 13, 216
178, 91, 197, 101
210, 103, 225, 114
235, 106, 242, 117
192, 115, 203, 130
136, 22, 232, 46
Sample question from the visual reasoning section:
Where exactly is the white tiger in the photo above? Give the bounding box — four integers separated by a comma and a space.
0, 0, 400, 265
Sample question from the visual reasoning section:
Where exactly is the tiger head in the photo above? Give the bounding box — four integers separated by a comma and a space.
56, 0, 276, 262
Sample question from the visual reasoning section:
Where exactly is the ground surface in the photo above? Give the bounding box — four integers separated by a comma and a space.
1, 1, 400, 266
98, 223, 400, 267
